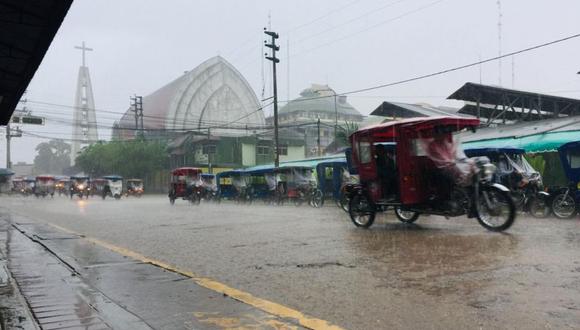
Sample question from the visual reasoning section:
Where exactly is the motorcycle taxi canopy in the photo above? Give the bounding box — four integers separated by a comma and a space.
559, 141, 580, 185
171, 167, 201, 183
349, 116, 480, 204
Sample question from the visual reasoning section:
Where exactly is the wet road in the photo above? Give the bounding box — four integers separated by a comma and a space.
1, 195, 580, 329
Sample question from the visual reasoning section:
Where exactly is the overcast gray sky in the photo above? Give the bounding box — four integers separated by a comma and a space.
5, 0, 580, 166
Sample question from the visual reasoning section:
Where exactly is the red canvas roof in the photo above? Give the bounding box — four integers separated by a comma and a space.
351, 116, 480, 141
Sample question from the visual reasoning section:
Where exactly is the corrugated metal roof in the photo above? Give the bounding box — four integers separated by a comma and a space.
370, 101, 465, 118
448, 82, 580, 116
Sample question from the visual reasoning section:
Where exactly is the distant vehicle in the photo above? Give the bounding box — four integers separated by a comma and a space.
70, 176, 90, 199
550, 141, 580, 218
102, 175, 123, 200
464, 147, 550, 218
216, 170, 249, 203
168, 167, 202, 205
35, 175, 56, 197
126, 179, 144, 197
12, 178, 25, 194
23, 178, 36, 196
55, 178, 70, 196
315, 160, 349, 208
244, 166, 277, 204
346, 117, 516, 232
274, 166, 320, 207
90, 178, 107, 197
199, 174, 218, 202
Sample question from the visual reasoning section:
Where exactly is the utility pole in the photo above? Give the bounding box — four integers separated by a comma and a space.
6, 122, 11, 169
207, 128, 212, 174
333, 90, 338, 146
130, 95, 144, 138
264, 28, 280, 167
317, 117, 321, 157
5, 123, 23, 169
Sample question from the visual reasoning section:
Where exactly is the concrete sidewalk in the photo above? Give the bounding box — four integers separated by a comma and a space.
0, 213, 307, 330
0, 218, 38, 330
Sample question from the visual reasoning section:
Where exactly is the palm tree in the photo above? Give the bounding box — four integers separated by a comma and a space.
334, 121, 359, 149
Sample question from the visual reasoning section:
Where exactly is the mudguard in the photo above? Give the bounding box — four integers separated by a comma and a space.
491, 183, 510, 192
537, 191, 550, 197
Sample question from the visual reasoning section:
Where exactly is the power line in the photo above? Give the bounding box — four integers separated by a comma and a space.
285, 0, 364, 33
290, 0, 407, 46
279, 32, 580, 103
26, 99, 271, 129
290, 0, 446, 58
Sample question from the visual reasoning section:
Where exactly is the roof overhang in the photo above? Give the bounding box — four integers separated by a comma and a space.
448, 82, 580, 119
0, 0, 73, 124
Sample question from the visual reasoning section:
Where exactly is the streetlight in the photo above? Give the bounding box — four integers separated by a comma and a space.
319, 86, 338, 146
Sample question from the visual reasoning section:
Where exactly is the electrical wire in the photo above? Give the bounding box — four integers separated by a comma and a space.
290, 0, 446, 58
290, 0, 407, 46
280, 32, 580, 103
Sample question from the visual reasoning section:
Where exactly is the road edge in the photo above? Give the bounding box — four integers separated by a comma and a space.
45, 222, 344, 330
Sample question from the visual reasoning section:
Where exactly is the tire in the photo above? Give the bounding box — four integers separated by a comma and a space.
476, 186, 516, 232
551, 193, 577, 219
337, 192, 349, 213
310, 189, 324, 208
528, 197, 551, 219
348, 193, 376, 228
293, 197, 304, 207
114, 194, 121, 200
395, 207, 420, 223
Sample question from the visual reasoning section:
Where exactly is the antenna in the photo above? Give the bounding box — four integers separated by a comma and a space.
511, 56, 515, 88
287, 38, 290, 101
497, 0, 502, 86
479, 53, 482, 84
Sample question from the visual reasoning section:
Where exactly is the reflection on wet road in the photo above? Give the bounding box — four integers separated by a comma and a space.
1, 195, 579, 329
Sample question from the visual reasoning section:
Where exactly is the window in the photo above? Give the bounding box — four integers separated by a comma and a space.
278, 144, 288, 156
568, 150, 580, 169
359, 141, 371, 164
257, 145, 270, 156
202, 144, 216, 155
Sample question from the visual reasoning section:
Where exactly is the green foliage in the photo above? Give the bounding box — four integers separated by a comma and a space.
335, 121, 359, 147
526, 154, 545, 176
34, 139, 71, 174
75, 140, 168, 178
526, 152, 567, 187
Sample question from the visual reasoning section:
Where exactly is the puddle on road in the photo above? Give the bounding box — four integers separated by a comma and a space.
346, 222, 519, 297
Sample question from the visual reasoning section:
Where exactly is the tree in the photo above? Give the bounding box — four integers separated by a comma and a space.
75, 140, 168, 178
33, 139, 71, 174
335, 121, 359, 148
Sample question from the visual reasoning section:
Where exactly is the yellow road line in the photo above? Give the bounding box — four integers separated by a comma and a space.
46, 222, 344, 330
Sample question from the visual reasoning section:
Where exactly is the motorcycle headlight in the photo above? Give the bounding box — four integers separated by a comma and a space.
482, 163, 496, 180
78, 184, 85, 190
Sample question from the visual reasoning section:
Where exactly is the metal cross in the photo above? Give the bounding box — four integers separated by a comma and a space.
74, 41, 93, 67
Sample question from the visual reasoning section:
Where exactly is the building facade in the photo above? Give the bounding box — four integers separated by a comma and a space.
266, 84, 363, 157
167, 132, 305, 172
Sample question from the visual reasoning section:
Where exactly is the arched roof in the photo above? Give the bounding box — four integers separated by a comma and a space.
119, 56, 264, 135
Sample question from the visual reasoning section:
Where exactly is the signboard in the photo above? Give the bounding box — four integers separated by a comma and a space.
11, 115, 44, 125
